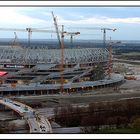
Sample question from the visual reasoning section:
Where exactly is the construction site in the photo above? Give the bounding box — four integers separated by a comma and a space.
0, 11, 140, 134
0, 12, 124, 97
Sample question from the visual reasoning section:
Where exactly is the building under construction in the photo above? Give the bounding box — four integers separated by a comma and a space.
0, 45, 124, 97
0, 12, 124, 97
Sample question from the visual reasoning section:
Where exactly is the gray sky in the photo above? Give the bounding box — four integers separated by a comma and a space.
0, 7, 140, 40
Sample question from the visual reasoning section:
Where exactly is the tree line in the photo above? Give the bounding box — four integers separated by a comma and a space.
54, 98, 140, 133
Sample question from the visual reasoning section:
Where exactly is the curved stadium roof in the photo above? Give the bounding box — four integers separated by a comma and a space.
0, 47, 109, 64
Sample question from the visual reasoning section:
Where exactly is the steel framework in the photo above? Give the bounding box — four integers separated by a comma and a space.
0, 47, 109, 64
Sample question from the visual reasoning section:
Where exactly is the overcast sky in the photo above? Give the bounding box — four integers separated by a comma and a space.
0, 7, 140, 40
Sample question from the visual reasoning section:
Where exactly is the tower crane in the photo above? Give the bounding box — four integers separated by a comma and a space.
64, 31, 80, 48
70, 27, 116, 48
26, 28, 32, 48
108, 40, 113, 79
52, 12, 80, 47
107, 38, 121, 79
25, 27, 57, 47
60, 25, 65, 94
51, 12, 80, 94
0, 27, 60, 67
51, 11, 65, 94
0, 27, 57, 47
0, 28, 25, 32
101, 28, 116, 48
0, 28, 25, 49
11, 32, 21, 48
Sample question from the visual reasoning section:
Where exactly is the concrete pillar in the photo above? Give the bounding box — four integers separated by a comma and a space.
1, 91, 4, 96
26, 91, 28, 96
41, 90, 43, 95
18, 91, 20, 96
69, 88, 71, 93
47, 90, 49, 95
82, 87, 84, 92
34, 90, 36, 95
9, 91, 12, 96
66, 89, 68, 94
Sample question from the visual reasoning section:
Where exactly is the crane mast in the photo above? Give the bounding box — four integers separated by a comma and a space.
51, 12, 65, 94
107, 40, 121, 79
103, 29, 106, 48
108, 42, 113, 79
26, 28, 32, 47
11, 32, 21, 48
64, 32, 80, 48
60, 25, 65, 94
101, 28, 116, 48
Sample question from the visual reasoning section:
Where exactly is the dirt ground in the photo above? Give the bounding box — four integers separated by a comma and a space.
2, 61, 140, 134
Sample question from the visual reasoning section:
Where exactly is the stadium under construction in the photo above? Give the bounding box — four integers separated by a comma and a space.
0, 12, 125, 97
0, 45, 124, 97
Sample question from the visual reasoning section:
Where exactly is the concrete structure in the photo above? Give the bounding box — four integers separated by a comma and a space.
0, 46, 124, 96
0, 74, 124, 96
0, 97, 52, 133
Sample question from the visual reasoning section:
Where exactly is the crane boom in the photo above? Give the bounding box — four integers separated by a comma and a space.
69, 27, 116, 48
51, 12, 66, 94
72, 27, 116, 30
64, 32, 80, 47
0, 27, 57, 33
0, 28, 26, 32
60, 25, 65, 94
51, 11, 61, 47
0, 27, 59, 47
